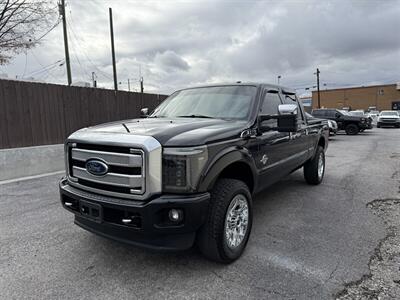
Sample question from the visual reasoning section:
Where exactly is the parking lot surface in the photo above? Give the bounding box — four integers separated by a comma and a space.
1, 129, 399, 299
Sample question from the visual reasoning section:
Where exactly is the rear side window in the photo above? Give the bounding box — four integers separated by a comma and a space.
326, 110, 336, 118
313, 110, 326, 117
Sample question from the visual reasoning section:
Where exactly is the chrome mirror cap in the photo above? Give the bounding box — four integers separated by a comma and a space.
278, 104, 298, 115
140, 108, 149, 117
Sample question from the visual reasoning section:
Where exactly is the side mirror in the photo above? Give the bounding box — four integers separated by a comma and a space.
336, 113, 341, 118
258, 104, 298, 133
140, 107, 149, 118
276, 104, 298, 132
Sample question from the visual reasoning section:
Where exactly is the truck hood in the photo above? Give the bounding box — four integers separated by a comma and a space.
378, 115, 399, 119
74, 118, 249, 146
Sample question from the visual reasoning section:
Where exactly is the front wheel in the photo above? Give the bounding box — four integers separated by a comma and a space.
345, 124, 359, 135
197, 178, 252, 263
304, 146, 325, 185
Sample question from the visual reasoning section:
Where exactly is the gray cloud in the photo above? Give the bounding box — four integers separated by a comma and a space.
1, 0, 399, 95
154, 50, 190, 72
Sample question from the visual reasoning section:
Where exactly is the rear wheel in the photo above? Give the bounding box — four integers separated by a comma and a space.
345, 124, 359, 135
304, 146, 325, 185
197, 178, 252, 263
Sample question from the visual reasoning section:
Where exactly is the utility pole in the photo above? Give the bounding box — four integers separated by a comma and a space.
109, 7, 118, 91
140, 77, 144, 93
277, 75, 281, 85
59, 0, 72, 85
92, 72, 97, 88
315, 68, 321, 108
127, 78, 130, 91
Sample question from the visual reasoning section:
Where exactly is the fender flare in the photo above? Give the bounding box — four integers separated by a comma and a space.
198, 146, 257, 193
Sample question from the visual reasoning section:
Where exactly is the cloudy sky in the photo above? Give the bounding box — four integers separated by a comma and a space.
0, 0, 399, 95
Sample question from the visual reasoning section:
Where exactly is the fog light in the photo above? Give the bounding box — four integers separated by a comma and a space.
168, 209, 183, 222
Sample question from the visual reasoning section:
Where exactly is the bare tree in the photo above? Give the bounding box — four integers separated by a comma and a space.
0, 0, 57, 64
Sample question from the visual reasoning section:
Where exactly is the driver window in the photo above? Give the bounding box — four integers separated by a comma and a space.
260, 92, 282, 128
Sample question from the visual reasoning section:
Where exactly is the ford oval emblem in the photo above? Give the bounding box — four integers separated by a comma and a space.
85, 159, 109, 176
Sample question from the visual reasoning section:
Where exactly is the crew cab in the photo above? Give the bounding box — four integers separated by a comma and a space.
312, 108, 370, 135
59, 83, 329, 263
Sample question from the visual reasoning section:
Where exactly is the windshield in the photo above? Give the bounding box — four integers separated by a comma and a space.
380, 111, 399, 116
150, 86, 257, 120
339, 110, 351, 116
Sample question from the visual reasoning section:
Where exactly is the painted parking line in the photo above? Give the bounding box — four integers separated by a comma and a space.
0, 170, 65, 185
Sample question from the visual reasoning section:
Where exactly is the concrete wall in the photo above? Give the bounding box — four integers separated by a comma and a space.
0, 144, 64, 181
312, 84, 400, 110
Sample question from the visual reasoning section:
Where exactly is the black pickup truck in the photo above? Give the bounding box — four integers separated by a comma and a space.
59, 83, 329, 263
312, 108, 371, 134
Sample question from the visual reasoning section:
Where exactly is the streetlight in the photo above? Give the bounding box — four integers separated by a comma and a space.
277, 75, 281, 85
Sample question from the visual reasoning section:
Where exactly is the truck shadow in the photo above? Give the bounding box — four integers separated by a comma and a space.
79, 171, 307, 267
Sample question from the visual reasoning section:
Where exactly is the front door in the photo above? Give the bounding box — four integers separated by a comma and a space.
255, 90, 292, 191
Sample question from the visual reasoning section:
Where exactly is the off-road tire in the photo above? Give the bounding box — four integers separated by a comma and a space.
197, 178, 252, 264
345, 124, 359, 135
304, 146, 325, 185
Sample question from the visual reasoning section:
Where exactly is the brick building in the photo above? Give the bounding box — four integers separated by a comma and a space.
311, 83, 400, 111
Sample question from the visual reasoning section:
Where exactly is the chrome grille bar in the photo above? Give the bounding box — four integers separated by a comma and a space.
71, 148, 142, 167
72, 166, 143, 188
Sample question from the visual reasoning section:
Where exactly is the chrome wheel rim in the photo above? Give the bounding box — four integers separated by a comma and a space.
224, 194, 249, 250
318, 153, 324, 180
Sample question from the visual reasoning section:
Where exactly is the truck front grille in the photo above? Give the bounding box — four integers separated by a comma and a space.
67, 143, 145, 199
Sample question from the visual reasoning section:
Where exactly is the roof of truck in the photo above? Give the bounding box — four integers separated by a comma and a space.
177, 82, 296, 95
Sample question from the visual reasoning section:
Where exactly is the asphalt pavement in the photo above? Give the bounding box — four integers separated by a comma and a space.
1, 128, 399, 299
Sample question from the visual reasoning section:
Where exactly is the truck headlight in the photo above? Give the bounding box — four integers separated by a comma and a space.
162, 146, 208, 192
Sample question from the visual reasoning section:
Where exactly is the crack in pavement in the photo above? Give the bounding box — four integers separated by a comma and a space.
335, 198, 400, 299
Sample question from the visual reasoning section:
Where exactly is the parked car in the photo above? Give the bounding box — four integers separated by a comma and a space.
59, 83, 329, 263
349, 110, 373, 130
377, 111, 400, 128
365, 110, 379, 124
306, 112, 337, 135
311, 108, 370, 135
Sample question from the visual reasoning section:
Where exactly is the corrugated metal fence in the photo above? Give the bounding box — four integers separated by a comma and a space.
0, 79, 167, 149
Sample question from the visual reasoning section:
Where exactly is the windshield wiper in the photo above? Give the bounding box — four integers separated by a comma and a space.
177, 114, 214, 118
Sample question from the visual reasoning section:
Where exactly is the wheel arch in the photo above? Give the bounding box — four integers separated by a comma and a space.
198, 148, 257, 194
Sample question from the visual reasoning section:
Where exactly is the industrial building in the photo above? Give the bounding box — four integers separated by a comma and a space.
311, 83, 400, 111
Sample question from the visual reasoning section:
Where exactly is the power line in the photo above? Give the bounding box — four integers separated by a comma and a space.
66, 20, 92, 81
33, 19, 62, 43
28, 53, 64, 81
66, 8, 114, 82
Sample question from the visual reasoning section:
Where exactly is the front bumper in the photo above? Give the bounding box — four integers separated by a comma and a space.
378, 120, 400, 127
359, 122, 370, 129
59, 177, 210, 251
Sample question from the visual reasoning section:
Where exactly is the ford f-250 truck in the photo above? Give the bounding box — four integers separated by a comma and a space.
60, 83, 329, 263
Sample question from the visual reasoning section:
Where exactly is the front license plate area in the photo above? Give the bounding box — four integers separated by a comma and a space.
79, 200, 103, 223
